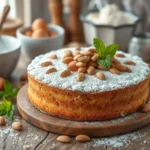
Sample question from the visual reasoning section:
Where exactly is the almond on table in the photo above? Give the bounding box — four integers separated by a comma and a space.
57, 135, 71, 143
0, 116, 5, 126
75, 135, 90, 142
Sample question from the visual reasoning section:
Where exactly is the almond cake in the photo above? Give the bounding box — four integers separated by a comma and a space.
27, 47, 149, 121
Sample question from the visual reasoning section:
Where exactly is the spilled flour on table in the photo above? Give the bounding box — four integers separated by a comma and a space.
92, 131, 147, 148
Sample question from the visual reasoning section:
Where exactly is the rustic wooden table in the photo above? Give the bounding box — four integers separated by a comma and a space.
1, 53, 150, 150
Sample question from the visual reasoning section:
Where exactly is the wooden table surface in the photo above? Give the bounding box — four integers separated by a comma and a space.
1, 53, 150, 150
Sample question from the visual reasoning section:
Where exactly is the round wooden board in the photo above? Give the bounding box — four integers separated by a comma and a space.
17, 84, 150, 137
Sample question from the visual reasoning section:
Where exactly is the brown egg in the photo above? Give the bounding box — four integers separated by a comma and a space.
32, 29, 49, 38
24, 31, 32, 37
32, 18, 48, 31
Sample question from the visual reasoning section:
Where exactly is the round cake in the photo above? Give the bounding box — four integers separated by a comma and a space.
27, 47, 149, 121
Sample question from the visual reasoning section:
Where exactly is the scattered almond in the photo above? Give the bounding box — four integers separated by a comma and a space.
78, 67, 87, 73
62, 57, 73, 64
57, 135, 71, 143
141, 104, 150, 113
115, 64, 126, 72
74, 54, 82, 61
91, 54, 99, 62
46, 68, 57, 74
68, 61, 78, 71
12, 122, 22, 130
81, 50, 92, 56
0, 116, 5, 126
124, 61, 136, 66
126, 67, 132, 73
48, 54, 57, 59
41, 61, 52, 67
109, 68, 120, 75
64, 50, 72, 57
76, 62, 86, 67
96, 72, 105, 80
77, 73, 85, 81
97, 65, 107, 70
116, 53, 125, 58
87, 66, 95, 75
0, 77, 5, 91
60, 69, 71, 77
75, 135, 90, 142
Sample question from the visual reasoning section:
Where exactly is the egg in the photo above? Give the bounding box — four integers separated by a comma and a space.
32, 29, 49, 38
32, 18, 48, 31
24, 31, 32, 37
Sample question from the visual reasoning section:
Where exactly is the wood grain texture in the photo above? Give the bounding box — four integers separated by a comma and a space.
17, 84, 150, 137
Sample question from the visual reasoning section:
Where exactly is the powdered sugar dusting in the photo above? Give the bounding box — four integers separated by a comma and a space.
92, 131, 147, 148
27, 47, 149, 92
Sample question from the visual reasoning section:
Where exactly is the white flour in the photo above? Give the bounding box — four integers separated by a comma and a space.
92, 131, 147, 148
28, 47, 149, 92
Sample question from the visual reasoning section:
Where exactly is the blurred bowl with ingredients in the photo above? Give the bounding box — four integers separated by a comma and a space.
80, 4, 140, 51
17, 18, 64, 60
0, 35, 20, 78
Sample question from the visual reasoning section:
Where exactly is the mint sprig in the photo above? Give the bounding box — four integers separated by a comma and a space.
0, 81, 19, 120
93, 38, 118, 69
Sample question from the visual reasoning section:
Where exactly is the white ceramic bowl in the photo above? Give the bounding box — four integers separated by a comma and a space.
0, 35, 21, 78
81, 11, 140, 51
17, 24, 64, 60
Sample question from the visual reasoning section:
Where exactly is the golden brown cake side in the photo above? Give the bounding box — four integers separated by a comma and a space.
28, 75, 149, 121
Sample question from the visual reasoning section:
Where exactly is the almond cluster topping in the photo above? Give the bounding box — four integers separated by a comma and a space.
60, 47, 135, 81
62, 49, 105, 81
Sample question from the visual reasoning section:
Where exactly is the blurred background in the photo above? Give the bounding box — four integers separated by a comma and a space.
1, 0, 150, 32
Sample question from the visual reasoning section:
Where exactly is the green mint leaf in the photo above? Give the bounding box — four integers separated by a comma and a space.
0, 104, 6, 115
3, 98, 14, 120
93, 38, 105, 56
5, 105, 14, 120
97, 55, 112, 69
11, 88, 20, 97
0, 91, 4, 99
4, 81, 13, 93
105, 44, 118, 57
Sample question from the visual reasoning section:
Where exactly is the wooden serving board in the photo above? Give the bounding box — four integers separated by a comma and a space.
17, 84, 150, 137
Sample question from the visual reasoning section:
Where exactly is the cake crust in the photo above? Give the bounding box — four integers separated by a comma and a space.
28, 75, 149, 121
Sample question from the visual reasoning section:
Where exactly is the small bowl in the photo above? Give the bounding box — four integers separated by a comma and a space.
81, 10, 140, 51
17, 24, 64, 60
0, 35, 21, 78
